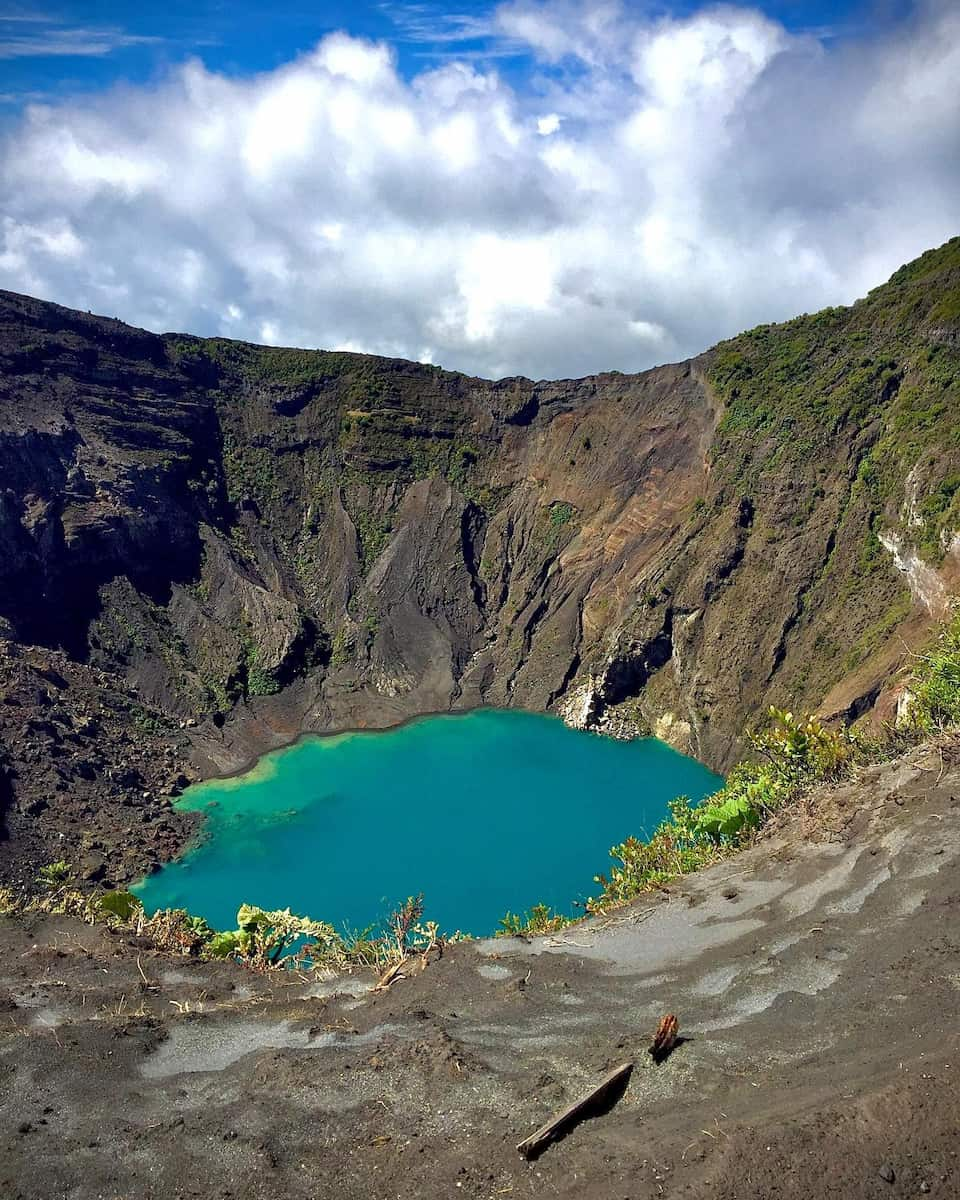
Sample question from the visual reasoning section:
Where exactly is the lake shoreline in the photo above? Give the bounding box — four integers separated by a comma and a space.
139, 710, 723, 936
185, 702, 663, 786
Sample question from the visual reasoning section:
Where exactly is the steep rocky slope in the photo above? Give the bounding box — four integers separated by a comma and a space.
0, 238, 958, 882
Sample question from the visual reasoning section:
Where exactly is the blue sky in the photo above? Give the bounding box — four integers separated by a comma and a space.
0, 0, 955, 379
0, 0, 914, 106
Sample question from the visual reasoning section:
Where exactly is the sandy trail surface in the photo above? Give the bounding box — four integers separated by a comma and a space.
2, 740, 959, 1199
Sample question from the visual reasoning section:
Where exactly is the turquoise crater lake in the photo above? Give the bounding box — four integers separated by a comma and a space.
136, 710, 723, 936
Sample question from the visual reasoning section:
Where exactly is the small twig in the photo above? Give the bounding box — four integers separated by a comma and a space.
136, 955, 159, 991
372, 958, 407, 992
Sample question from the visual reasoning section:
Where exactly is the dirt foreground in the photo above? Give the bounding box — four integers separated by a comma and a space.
2, 739, 959, 1200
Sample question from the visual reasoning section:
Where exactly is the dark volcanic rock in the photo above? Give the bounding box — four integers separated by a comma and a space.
0, 642, 197, 890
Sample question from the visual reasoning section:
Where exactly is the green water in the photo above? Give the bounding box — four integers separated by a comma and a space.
135, 710, 722, 936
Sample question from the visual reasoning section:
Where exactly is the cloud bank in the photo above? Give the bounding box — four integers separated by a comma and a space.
1, 1, 959, 380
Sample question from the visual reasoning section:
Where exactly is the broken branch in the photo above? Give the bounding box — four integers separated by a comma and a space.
516, 1060, 634, 1160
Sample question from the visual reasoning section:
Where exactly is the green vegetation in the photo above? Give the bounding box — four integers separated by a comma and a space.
227, 522, 257, 567
132, 706, 171, 735
696, 709, 849, 838
222, 439, 282, 509
361, 611, 380, 648
549, 501, 574, 528
98, 889, 140, 921
7, 608, 959, 956
449, 443, 479, 487
240, 630, 280, 697
168, 335, 360, 392
497, 903, 573, 937
197, 666, 237, 713
246, 663, 280, 697
904, 608, 960, 734
582, 608, 960, 915
709, 236, 960, 557
205, 904, 334, 966
353, 509, 392, 571
331, 625, 355, 668
587, 796, 716, 910
841, 593, 913, 675
7, 244, 960, 959
583, 709, 853, 913
535, 500, 578, 555
3, 876, 463, 975
36, 860, 71, 889
929, 286, 960, 325
916, 472, 960, 560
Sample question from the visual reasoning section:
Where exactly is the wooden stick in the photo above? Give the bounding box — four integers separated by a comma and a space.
516, 1061, 634, 1160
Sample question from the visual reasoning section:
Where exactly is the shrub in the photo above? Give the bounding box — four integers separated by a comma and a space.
140, 907, 216, 956
3, 882, 461, 973
37, 860, 71, 889
693, 764, 771, 839
331, 625, 354, 667
206, 904, 337, 967
587, 796, 716, 913
354, 509, 392, 571
905, 608, 960, 733
240, 630, 280, 698
497, 903, 572, 937
246, 664, 280, 697
694, 708, 852, 841
752, 706, 851, 782
537, 500, 578, 554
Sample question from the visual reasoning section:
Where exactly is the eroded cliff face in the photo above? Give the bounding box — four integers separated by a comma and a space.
1, 239, 958, 849
0, 293, 720, 775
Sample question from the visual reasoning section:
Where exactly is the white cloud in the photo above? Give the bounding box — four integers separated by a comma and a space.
0, 2, 958, 380
495, 0, 626, 66
0, 14, 161, 60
